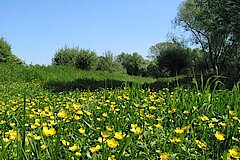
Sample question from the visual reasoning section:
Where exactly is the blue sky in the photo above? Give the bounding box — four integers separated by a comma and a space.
0, 0, 184, 65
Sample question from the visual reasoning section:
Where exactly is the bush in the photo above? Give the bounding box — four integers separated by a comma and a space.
156, 47, 191, 76
75, 49, 98, 70
52, 46, 79, 66
116, 52, 148, 76
97, 51, 126, 74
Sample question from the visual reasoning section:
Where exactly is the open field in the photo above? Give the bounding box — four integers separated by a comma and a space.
0, 65, 239, 159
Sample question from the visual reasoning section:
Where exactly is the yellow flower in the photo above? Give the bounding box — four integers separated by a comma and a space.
208, 123, 214, 128
106, 126, 114, 131
78, 128, 85, 134
130, 127, 143, 135
69, 144, 78, 152
215, 131, 225, 141
84, 110, 92, 116
90, 145, 101, 153
229, 110, 236, 116
131, 124, 138, 128
146, 114, 154, 118
57, 109, 68, 118
102, 112, 108, 117
40, 144, 48, 150
193, 106, 198, 110
170, 137, 181, 143
182, 125, 191, 131
229, 148, 240, 159
98, 137, 103, 143
106, 139, 119, 148
149, 106, 157, 110
199, 115, 209, 121
194, 140, 207, 149
101, 132, 111, 138
42, 127, 56, 136
154, 124, 163, 129
62, 140, 70, 146
160, 152, 170, 160
211, 118, 219, 122
34, 135, 42, 140
75, 152, 82, 157
114, 132, 125, 140
174, 127, 184, 134
108, 155, 116, 160
219, 122, 227, 127
183, 110, 190, 114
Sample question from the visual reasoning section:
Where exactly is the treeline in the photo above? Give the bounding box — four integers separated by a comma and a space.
51, 41, 206, 78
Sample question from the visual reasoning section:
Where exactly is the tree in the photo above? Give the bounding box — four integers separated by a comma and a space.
0, 37, 24, 64
116, 52, 148, 76
97, 51, 126, 73
75, 49, 98, 70
52, 46, 79, 66
156, 45, 191, 76
175, 0, 240, 74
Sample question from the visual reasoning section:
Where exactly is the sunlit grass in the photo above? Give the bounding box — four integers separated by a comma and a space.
0, 79, 239, 159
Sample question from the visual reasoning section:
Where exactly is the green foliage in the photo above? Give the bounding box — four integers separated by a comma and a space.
75, 49, 98, 70
52, 46, 98, 70
96, 51, 126, 74
52, 46, 79, 66
0, 37, 24, 64
149, 42, 191, 77
117, 52, 148, 76
156, 46, 190, 76
175, 0, 240, 75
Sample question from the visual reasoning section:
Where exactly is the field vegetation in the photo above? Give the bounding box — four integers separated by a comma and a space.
0, 64, 239, 159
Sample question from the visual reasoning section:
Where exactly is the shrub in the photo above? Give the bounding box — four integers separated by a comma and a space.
75, 49, 98, 70
52, 46, 79, 66
97, 51, 126, 74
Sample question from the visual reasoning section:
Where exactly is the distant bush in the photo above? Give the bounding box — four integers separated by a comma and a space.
52, 46, 98, 70
75, 49, 98, 70
116, 52, 148, 76
97, 51, 126, 74
52, 46, 79, 66
0, 37, 24, 64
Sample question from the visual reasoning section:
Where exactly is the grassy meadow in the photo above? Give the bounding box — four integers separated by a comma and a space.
0, 64, 239, 159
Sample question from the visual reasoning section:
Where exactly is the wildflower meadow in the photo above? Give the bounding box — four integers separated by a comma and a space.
0, 76, 239, 159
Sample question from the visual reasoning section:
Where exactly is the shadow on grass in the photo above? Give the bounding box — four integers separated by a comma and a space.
43, 77, 194, 92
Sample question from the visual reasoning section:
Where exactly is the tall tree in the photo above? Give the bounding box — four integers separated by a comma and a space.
175, 0, 240, 73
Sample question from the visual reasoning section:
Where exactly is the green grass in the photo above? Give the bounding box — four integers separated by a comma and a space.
0, 64, 239, 159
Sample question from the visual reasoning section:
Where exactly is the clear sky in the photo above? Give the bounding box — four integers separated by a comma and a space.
1, 0, 184, 65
